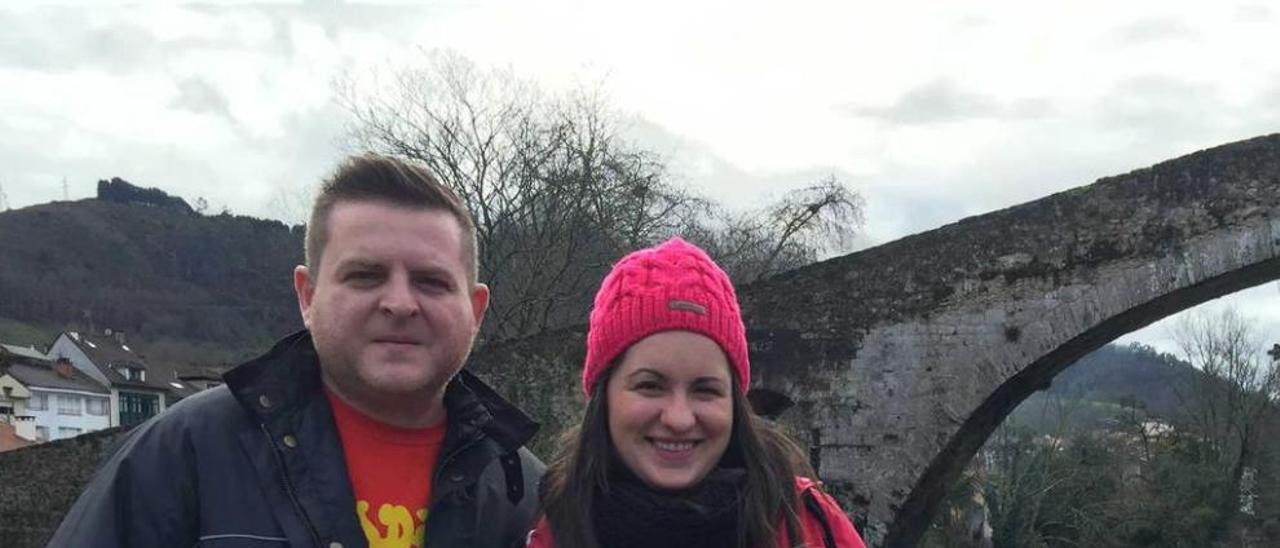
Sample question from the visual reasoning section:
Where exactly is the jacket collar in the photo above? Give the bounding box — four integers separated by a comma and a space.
223, 329, 539, 449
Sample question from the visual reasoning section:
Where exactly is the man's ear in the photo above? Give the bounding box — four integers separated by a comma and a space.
294, 265, 315, 328
469, 282, 490, 332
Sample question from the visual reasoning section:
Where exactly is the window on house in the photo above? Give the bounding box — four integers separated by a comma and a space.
35, 426, 48, 441
0, 405, 12, 416
28, 394, 47, 411
119, 392, 160, 426
57, 395, 82, 416
138, 369, 146, 382
58, 427, 82, 439
117, 367, 132, 380
86, 398, 108, 416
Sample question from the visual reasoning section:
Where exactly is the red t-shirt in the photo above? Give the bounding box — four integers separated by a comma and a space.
327, 389, 447, 548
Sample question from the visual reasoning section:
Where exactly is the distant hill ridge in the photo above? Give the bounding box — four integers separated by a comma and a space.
1008, 342, 1201, 432
0, 180, 303, 354
96, 177, 195, 214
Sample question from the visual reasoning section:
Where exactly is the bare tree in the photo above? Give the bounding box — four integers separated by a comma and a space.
337, 52, 698, 340
337, 50, 863, 341
689, 176, 864, 283
1170, 307, 1280, 531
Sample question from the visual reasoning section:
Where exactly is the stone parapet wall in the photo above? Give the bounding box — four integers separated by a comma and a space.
0, 427, 130, 548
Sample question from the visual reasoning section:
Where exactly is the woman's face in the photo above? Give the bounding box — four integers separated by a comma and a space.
606, 330, 734, 491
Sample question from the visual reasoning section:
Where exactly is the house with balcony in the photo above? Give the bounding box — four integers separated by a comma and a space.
2, 344, 45, 444
1, 353, 36, 450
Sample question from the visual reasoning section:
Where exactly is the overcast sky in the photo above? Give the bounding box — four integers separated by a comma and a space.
2, 0, 1278, 356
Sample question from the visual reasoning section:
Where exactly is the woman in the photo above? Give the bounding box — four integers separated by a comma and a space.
528, 237, 866, 548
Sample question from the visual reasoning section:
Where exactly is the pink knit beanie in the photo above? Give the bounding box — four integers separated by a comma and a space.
582, 237, 749, 396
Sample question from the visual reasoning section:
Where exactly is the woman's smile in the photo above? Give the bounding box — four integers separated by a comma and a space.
607, 331, 733, 491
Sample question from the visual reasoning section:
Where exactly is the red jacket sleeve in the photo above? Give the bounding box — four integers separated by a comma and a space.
525, 517, 554, 548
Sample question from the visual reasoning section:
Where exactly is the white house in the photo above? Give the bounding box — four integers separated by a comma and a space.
46, 330, 171, 427
1, 343, 111, 442
7, 360, 112, 441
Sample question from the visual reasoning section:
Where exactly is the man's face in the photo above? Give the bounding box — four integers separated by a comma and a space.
294, 201, 488, 405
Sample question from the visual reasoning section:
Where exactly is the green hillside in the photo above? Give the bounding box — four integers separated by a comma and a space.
0, 180, 304, 358
1007, 343, 1199, 434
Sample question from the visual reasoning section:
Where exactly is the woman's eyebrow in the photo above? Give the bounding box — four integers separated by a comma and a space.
626, 368, 666, 380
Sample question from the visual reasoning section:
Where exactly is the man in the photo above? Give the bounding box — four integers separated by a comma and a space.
50, 155, 545, 547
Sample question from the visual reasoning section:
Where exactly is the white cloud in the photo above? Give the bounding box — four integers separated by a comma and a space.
1106, 17, 1201, 46
1, 0, 1278, 351
842, 81, 1053, 125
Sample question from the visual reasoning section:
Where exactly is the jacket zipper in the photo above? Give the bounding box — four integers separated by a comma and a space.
261, 423, 327, 547
431, 430, 484, 493
422, 430, 486, 548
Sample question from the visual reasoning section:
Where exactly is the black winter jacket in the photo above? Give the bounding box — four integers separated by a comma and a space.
48, 331, 545, 548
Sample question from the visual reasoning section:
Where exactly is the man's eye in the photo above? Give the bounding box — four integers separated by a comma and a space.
416, 277, 451, 291
345, 271, 380, 282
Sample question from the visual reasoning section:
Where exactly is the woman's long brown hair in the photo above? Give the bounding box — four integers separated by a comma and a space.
539, 367, 817, 548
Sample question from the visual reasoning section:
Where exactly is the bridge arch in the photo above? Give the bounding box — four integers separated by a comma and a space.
733, 133, 1280, 546
889, 257, 1280, 547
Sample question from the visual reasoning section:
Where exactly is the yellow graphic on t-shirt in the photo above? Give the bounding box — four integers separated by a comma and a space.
356, 500, 429, 548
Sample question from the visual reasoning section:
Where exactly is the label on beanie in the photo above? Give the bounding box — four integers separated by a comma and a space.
668, 300, 708, 315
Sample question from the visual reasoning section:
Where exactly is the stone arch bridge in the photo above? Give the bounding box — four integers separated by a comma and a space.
2, 134, 1278, 547
470, 133, 1280, 547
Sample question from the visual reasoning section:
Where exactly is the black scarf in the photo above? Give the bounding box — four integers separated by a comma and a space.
592, 468, 747, 548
